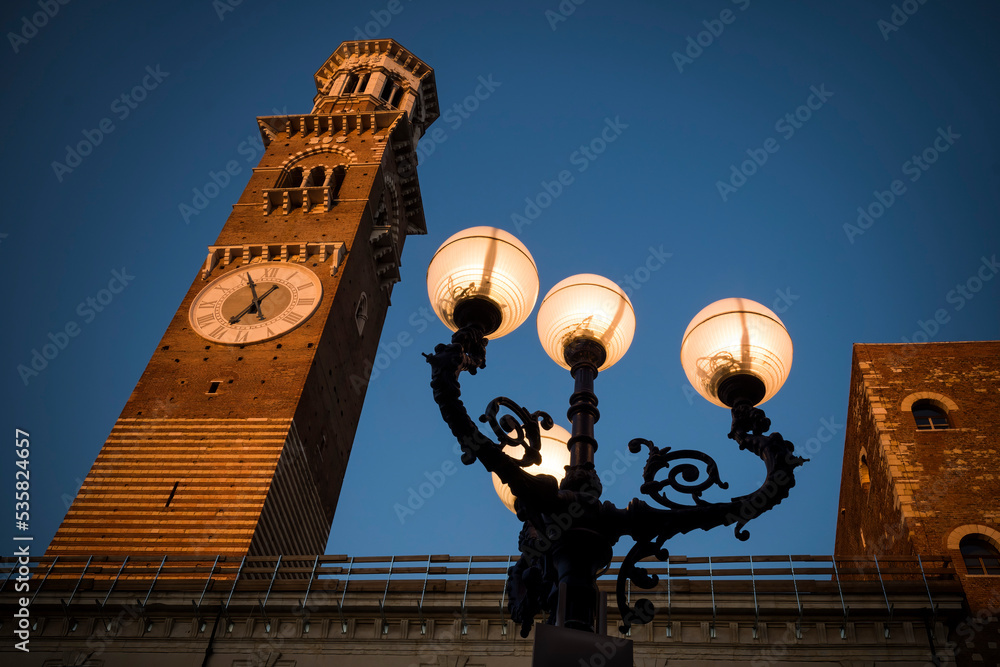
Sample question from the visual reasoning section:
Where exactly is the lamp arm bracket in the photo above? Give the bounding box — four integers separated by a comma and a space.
609, 403, 807, 632
424, 326, 564, 516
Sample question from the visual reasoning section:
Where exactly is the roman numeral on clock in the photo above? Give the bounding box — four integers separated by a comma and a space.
197, 313, 216, 327
283, 311, 303, 325
298, 297, 315, 306
209, 325, 227, 339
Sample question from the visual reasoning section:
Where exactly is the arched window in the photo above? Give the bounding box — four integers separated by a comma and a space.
960, 535, 1000, 575
283, 167, 304, 188
912, 399, 950, 430
305, 166, 326, 187
858, 452, 870, 492
355, 292, 368, 335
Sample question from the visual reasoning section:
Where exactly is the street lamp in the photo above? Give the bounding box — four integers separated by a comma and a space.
423, 227, 806, 646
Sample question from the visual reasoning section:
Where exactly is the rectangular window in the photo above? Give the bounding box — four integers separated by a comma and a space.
165, 481, 179, 507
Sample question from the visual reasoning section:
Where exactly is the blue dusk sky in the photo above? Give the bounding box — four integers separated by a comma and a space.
2, 0, 999, 562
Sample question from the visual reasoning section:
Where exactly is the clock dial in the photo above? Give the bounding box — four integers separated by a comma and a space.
189, 263, 322, 344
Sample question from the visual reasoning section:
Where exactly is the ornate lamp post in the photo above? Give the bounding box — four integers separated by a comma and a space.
423, 227, 805, 646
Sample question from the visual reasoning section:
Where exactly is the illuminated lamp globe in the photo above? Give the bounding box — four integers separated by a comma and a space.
491, 423, 572, 514
426, 227, 539, 338
536, 274, 636, 371
680, 297, 793, 408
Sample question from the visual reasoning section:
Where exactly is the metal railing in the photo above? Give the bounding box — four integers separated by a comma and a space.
1, 553, 962, 638
0, 553, 957, 600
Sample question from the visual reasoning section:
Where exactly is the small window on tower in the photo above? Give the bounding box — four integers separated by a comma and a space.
207, 381, 221, 394
356, 292, 369, 335
391, 87, 405, 107
960, 535, 1000, 575
342, 73, 359, 95
380, 78, 394, 101
912, 399, 950, 430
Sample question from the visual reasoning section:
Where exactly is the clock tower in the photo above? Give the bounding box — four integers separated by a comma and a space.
46, 39, 439, 558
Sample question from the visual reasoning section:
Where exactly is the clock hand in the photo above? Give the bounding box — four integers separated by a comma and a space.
257, 285, 279, 301
246, 273, 266, 320
254, 286, 279, 312
247, 272, 261, 302
228, 285, 280, 325
229, 302, 256, 324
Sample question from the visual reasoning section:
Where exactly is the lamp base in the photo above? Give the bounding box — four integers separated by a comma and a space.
717, 373, 766, 407
532, 623, 633, 667
453, 297, 502, 335
563, 338, 607, 370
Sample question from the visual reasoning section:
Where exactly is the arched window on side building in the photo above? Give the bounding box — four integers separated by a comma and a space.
912, 399, 950, 430
960, 535, 1000, 575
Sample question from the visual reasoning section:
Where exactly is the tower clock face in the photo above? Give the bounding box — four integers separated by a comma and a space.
189, 263, 323, 344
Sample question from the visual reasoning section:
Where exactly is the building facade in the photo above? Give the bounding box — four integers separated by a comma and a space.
835, 341, 1000, 664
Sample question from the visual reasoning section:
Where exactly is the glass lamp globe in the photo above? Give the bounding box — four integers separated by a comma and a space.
680, 297, 793, 407
491, 423, 572, 514
536, 274, 636, 371
426, 226, 539, 338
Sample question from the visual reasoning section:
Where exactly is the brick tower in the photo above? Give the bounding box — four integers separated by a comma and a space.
835, 341, 1000, 664
46, 39, 439, 558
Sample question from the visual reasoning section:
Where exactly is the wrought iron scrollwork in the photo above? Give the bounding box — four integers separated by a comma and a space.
480, 397, 552, 469
612, 403, 806, 632
629, 438, 729, 510
424, 326, 557, 488
615, 539, 664, 633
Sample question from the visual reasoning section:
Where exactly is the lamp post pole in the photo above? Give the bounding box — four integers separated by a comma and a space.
556, 340, 607, 633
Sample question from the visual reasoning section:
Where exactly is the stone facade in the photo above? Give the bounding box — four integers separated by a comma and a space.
1, 553, 968, 666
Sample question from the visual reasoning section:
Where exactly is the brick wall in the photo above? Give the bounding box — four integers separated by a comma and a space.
835, 341, 1000, 664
